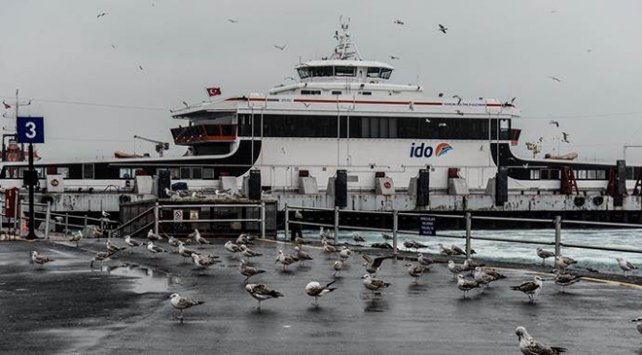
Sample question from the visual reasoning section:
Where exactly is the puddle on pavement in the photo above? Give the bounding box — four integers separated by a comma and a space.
105, 263, 173, 294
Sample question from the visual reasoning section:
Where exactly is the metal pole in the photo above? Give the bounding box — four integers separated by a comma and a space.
44, 201, 51, 240
334, 206, 339, 238
14, 197, 19, 233
554, 215, 562, 262
18, 201, 24, 237
26, 143, 36, 239
260, 202, 266, 239
284, 203, 289, 241
465, 212, 472, 258
392, 209, 398, 256
65, 213, 69, 236
153, 201, 160, 235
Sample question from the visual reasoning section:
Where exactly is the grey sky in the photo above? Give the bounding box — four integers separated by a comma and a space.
2, 0, 642, 163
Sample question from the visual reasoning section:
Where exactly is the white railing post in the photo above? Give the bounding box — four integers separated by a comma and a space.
18, 200, 24, 237
154, 201, 160, 235
261, 201, 266, 238
44, 202, 51, 240
65, 213, 69, 236
334, 206, 339, 238
465, 212, 472, 258
554, 215, 562, 270
392, 209, 398, 257
284, 203, 289, 241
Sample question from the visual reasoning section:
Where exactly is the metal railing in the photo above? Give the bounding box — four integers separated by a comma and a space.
284, 203, 642, 270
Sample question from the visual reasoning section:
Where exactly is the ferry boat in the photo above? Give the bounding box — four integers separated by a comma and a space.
1, 20, 640, 220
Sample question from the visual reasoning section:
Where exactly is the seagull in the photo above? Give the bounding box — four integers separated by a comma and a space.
632, 317, 642, 336
147, 241, 168, 254
227, 18, 239, 23
515, 326, 567, 354
362, 255, 393, 274
555, 256, 577, 270
305, 280, 337, 307
362, 274, 391, 293
452, 95, 462, 105
275, 250, 297, 270
554, 272, 581, 292
101, 210, 110, 218
138, 65, 144, 71
393, 19, 405, 25
451, 244, 475, 256
169, 293, 204, 324
417, 253, 433, 267
438, 24, 448, 34
235, 234, 254, 245
178, 241, 198, 262
352, 232, 365, 244
333, 259, 345, 277
97, 12, 107, 18
106, 240, 126, 253
293, 246, 313, 264
293, 210, 303, 219
403, 240, 428, 250
463, 258, 481, 272
239, 259, 265, 282
389, 55, 400, 60
240, 244, 262, 258
510, 275, 544, 303
338, 246, 353, 260
447, 260, 465, 279
561, 132, 570, 143
69, 230, 82, 247
371, 242, 393, 250
536, 248, 556, 265
182, 101, 189, 108
166, 235, 180, 248
90, 250, 114, 269
457, 274, 480, 298
147, 229, 162, 241
323, 241, 338, 254
245, 283, 283, 310
406, 263, 426, 283
549, 120, 560, 127
473, 267, 503, 287
548, 76, 562, 83
125, 235, 144, 249
31, 251, 54, 268
616, 257, 638, 274
273, 43, 287, 51
224, 241, 243, 256
191, 229, 211, 247
191, 253, 220, 269
294, 234, 309, 245
439, 243, 455, 256
381, 232, 393, 241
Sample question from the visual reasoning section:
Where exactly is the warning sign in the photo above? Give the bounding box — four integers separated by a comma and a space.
190, 210, 199, 220
173, 210, 184, 221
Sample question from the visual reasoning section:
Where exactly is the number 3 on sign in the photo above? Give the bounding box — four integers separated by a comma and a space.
16, 117, 44, 144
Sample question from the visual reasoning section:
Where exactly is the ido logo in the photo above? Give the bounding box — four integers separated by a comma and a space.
410, 142, 453, 158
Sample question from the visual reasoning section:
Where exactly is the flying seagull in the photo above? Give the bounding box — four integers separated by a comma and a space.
227, 18, 239, 23
616, 257, 638, 274
169, 293, 204, 323
274, 43, 287, 51
510, 275, 543, 303
245, 283, 283, 311
561, 132, 570, 143
182, 101, 189, 108
549, 120, 560, 127
515, 326, 567, 354
393, 19, 405, 25
97, 12, 107, 18
548, 76, 562, 83
438, 24, 448, 34
362, 254, 394, 274
305, 280, 337, 307
389, 55, 400, 60
138, 65, 144, 71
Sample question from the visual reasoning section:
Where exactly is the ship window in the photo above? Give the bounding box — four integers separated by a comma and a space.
389, 118, 398, 138
575, 170, 587, 179
370, 117, 379, 137
367, 67, 381, 78
332, 91, 342, 95
192, 168, 202, 179
119, 168, 134, 179
310, 66, 333, 77
180, 167, 191, 179
56, 167, 69, 178
347, 175, 359, 182
597, 170, 606, 179
380, 68, 392, 79
361, 117, 370, 138
82, 164, 94, 179
530, 170, 540, 180
297, 68, 310, 79
379, 117, 389, 137
301, 90, 321, 95
587, 170, 597, 179
203, 168, 215, 179
335, 66, 356, 77
170, 168, 180, 179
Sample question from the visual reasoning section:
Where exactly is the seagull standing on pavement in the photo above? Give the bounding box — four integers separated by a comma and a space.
31, 251, 54, 268
178, 241, 197, 262
147, 229, 162, 241
510, 276, 544, 303
554, 272, 581, 292
245, 283, 283, 311
536, 247, 555, 265
191, 253, 219, 269
457, 274, 480, 298
515, 326, 567, 354
106, 240, 126, 253
439, 243, 455, 256
69, 230, 82, 247
333, 259, 345, 277
169, 293, 204, 324
191, 229, 211, 247
406, 263, 426, 283
362, 274, 391, 293
239, 259, 265, 283
90, 250, 114, 269
447, 260, 465, 279
616, 257, 638, 274
555, 256, 577, 270
294, 246, 313, 264
417, 253, 433, 267
275, 250, 297, 271
240, 244, 262, 258
224, 241, 243, 257
352, 232, 365, 244
147, 241, 168, 254
305, 280, 337, 307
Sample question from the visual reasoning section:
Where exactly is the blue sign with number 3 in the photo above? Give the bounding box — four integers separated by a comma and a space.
17, 116, 44, 144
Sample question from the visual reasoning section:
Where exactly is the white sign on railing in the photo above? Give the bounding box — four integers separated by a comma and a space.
173, 210, 183, 221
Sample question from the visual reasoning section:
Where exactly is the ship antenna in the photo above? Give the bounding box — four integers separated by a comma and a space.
331, 16, 362, 61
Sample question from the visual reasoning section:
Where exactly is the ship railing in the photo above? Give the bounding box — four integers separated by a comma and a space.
283, 204, 642, 271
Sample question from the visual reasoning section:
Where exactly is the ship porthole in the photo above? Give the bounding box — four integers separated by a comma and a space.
574, 196, 585, 207
119, 195, 132, 204
592, 196, 604, 206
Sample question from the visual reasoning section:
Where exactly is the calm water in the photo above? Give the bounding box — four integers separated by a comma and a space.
279, 228, 642, 272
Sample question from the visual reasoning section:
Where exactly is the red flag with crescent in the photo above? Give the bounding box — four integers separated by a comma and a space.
206, 87, 221, 97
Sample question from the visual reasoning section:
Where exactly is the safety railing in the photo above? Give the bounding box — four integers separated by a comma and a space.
284, 203, 642, 271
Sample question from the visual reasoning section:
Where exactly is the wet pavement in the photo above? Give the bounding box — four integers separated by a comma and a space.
1, 237, 641, 354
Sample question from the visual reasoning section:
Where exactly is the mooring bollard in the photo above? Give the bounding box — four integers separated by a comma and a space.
465, 212, 472, 258
284, 203, 289, 241
392, 210, 399, 257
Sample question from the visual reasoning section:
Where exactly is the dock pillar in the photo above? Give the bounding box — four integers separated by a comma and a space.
495, 167, 508, 206
248, 170, 261, 200
417, 169, 430, 207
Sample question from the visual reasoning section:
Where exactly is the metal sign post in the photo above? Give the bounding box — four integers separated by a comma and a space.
16, 116, 44, 240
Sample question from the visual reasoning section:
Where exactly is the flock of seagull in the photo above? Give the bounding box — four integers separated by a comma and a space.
28, 227, 642, 353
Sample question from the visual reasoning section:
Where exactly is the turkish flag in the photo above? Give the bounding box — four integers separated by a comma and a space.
206, 87, 222, 97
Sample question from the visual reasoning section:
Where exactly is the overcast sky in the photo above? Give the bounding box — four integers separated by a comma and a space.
2, 0, 642, 163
